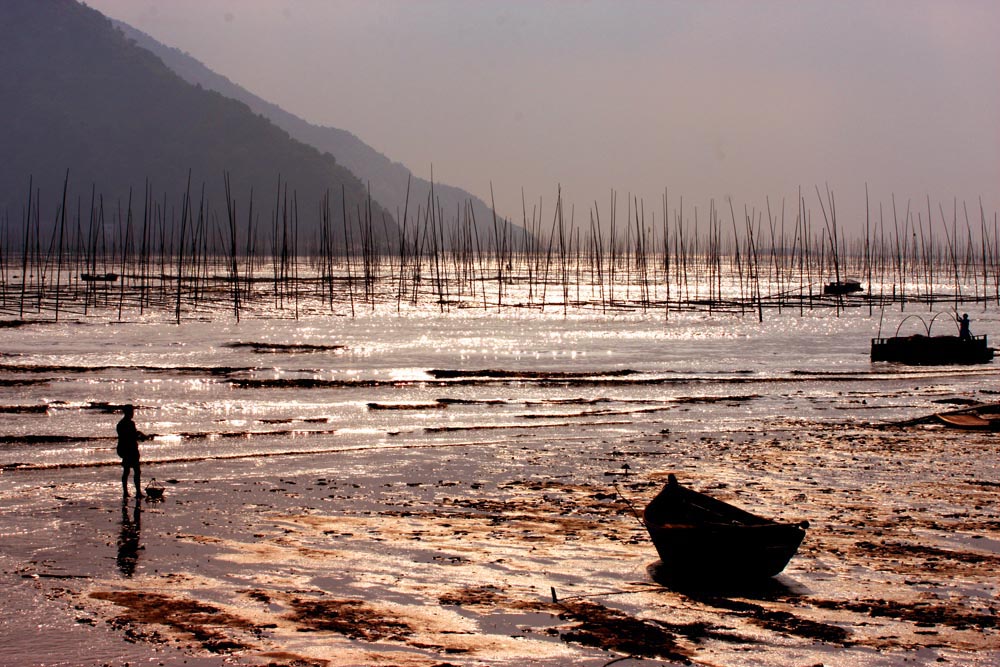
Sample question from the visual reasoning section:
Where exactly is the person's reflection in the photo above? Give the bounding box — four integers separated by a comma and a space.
116, 497, 141, 577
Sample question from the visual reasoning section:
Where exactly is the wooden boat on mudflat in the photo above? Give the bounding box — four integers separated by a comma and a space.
642, 474, 807, 583
870, 334, 993, 365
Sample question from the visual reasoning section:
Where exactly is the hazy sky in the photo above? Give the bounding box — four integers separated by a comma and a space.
85, 0, 998, 232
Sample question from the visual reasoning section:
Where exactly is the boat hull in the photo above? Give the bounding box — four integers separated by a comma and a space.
646, 522, 806, 582
935, 413, 1000, 430
870, 334, 993, 365
642, 476, 807, 583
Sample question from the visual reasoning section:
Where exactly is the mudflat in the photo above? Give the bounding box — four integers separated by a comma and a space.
1, 422, 997, 666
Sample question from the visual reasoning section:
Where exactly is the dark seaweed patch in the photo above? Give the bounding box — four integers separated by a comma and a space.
428, 368, 640, 379
0, 363, 248, 376
1, 434, 107, 445
90, 590, 256, 653
690, 596, 851, 643
438, 585, 508, 607
811, 597, 997, 630
436, 397, 508, 406
367, 401, 448, 411
555, 600, 691, 661
673, 394, 758, 404
231, 378, 398, 389
223, 341, 345, 353
0, 404, 48, 413
0, 378, 51, 387
855, 539, 1000, 566
230, 373, 800, 391
286, 597, 412, 641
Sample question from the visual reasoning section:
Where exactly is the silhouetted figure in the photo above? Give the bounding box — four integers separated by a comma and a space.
116, 404, 147, 497
116, 497, 141, 577
959, 313, 972, 340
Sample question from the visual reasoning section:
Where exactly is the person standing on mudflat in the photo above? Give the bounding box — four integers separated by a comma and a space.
116, 405, 148, 497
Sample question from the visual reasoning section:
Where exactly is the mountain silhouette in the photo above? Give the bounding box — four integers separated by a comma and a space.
113, 19, 529, 249
0, 0, 396, 248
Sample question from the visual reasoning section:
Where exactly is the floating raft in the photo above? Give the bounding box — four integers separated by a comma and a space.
871, 334, 993, 365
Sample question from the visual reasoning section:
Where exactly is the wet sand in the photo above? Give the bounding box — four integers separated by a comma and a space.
1, 420, 998, 666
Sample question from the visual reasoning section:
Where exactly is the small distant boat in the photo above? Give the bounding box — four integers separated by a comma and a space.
642, 474, 807, 583
81, 272, 118, 282
823, 278, 863, 295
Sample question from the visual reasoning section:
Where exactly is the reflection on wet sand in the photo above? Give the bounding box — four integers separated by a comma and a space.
116, 498, 141, 577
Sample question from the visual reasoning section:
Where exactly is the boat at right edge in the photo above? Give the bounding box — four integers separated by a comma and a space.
871, 313, 994, 365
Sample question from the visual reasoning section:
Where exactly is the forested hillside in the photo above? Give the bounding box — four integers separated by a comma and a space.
0, 0, 396, 248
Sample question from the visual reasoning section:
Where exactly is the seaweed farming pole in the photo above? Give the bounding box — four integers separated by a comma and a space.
18, 178, 33, 317
242, 187, 255, 312
634, 196, 648, 311
816, 185, 841, 316
137, 182, 150, 313
865, 184, 873, 316
321, 191, 334, 310
271, 178, 281, 309
981, 199, 997, 305
427, 183, 445, 312
490, 183, 503, 309
190, 185, 207, 310
939, 200, 960, 310
727, 197, 747, 316
560, 196, 569, 316
765, 197, 779, 313
0, 211, 6, 308
293, 191, 300, 320
660, 189, 669, 317
877, 201, 887, 310
341, 184, 355, 317
54, 171, 68, 322
117, 189, 133, 321
175, 174, 191, 324
677, 197, 689, 305
223, 173, 241, 321
961, 201, 979, 305
746, 206, 763, 322
926, 195, 935, 308
396, 176, 411, 313
594, 203, 607, 313
993, 205, 999, 305
795, 189, 804, 315
608, 190, 617, 306
244, 192, 259, 306
473, 203, 490, 309
915, 210, 929, 306
891, 195, 905, 310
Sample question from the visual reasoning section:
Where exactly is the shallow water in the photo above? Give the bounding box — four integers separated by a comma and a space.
1, 303, 998, 665
2, 305, 997, 469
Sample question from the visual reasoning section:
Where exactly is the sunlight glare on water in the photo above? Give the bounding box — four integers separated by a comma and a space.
0, 306, 997, 467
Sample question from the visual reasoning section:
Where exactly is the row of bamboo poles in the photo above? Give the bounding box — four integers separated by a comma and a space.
1, 176, 998, 323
